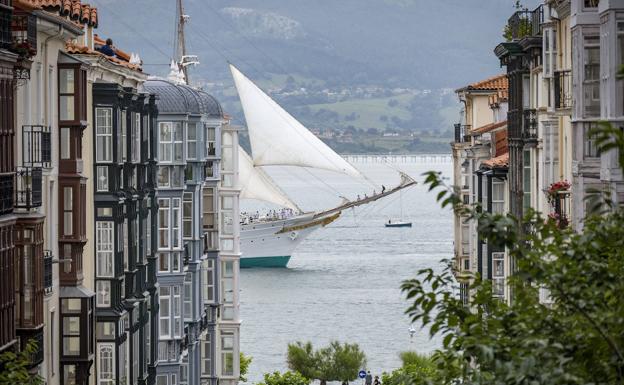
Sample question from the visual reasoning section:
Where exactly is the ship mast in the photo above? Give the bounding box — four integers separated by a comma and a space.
172, 0, 199, 84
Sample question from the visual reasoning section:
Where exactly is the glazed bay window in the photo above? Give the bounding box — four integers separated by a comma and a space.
159, 199, 170, 249
492, 178, 505, 214
187, 123, 197, 159
221, 260, 234, 320
202, 259, 215, 303
97, 343, 115, 385
61, 127, 71, 159
584, 122, 600, 159
583, 35, 600, 117
61, 304, 81, 355
523, 150, 531, 210
492, 252, 505, 298
173, 286, 182, 337
221, 196, 234, 235
159, 286, 171, 338
63, 187, 73, 236
184, 274, 192, 321
159, 122, 183, 163
221, 131, 234, 187
201, 334, 212, 376
202, 187, 215, 230
206, 126, 216, 156
96, 221, 114, 277
96, 108, 113, 162
172, 198, 181, 248
159, 252, 181, 273
59, 68, 75, 121
543, 27, 557, 78
158, 166, 183, 188
543, 122, 559, 187
183, 192, 193, 239
221, 332, 235, 376
131, 112, 140, 163
119, 110, 127, 162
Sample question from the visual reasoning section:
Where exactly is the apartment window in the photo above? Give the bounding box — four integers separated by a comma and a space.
96, 280, 111, 308
543, 122, 560, 187
583, 35, 600, 117
158, 167, 170, 188
159, 286, 171, 338
96, 321, 115, 340
183, 192, 193, 239
206, 126, 216, 156
180, 357, 189, 385
159, 252, 169, 272
64, 365, 77, 385
184, 275, 192, 320
97, 343, 115, 385
618, 20, 624, 115
203, 187, 215, 229
522, 150, 531, 210
460, 221, 470, 255
201, 334, 212, 376
146, 208, 152, 256
96, 221, 114, 277
543, 28, 557, 78
132, 113, 140, 162
492, 178, 505, 214
584, 0, 599, 9
120, 110, 127, 162
61, 127, 71, 159
222, 261, 234, 320
63, 187, 73, 236
96, 108, 113, 162
159, 199, 170, 249
97, 166, 109, 192
584, 123, 600, 158
221, 332, 235, 376
173, 198, 181, 248
173, 286, 182, 337
202, 259, 215, 303
159, 122, 173, 162
492, 252, 505, 298
59, 68, 75, 121
123, 217, 129, 271
62, 316, 81, 355
174, 122, 183, 162
156, 375, 168, 385
187, 123, 197, 159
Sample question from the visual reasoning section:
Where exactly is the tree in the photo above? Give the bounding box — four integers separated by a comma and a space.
240, 352, 252, 382
400, 123, 624, 384
287, 341, 367, 385
0, 339, 43, 385
258, 371, 310, 385
382, 352, 439, 385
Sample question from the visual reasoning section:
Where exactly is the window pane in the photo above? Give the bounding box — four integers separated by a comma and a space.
60, 96, 75, 121
60, 68, 75, 93
61, 127, 70, 159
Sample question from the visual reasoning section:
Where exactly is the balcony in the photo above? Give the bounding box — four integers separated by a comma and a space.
22, 125, 51, 168
15, 167, 42, 209
554, 70, 572, 109
522, 109, 537, 142
505, 5, 543, 41
0, 0, 11, 49
10, 11, 36, 58
0, 173, 14, 215
43, 250, 53, 294
453, 124, 472, 143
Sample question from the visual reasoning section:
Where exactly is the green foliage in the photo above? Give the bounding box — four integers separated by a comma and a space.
240, 352, 253, 382
257, 371, 311, 385
382, 352, 440, 385
403, 123, 624, 383
287, 341, 367, 384
0, 340, 43, 385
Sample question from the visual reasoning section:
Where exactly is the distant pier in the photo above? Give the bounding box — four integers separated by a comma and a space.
342, 154, 452, 164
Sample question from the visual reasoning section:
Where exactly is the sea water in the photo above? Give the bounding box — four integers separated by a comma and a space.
240, 158, 453, 383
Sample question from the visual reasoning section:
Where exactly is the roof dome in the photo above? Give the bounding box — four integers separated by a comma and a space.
144, 79, 223, 117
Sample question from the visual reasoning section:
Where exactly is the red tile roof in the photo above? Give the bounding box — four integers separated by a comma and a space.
456, 74, 508, 93
482, 153, 509, 169
471, 120, 507, 135
65, 42, 142, 71
14, 0, 98, 27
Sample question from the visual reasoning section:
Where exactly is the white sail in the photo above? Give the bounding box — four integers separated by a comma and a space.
239, 146, 302, 212
230, 64, 362, 179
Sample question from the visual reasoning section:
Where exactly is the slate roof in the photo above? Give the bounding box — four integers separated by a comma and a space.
144, 79, 223, 117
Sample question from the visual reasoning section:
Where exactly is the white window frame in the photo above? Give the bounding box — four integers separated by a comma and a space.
96, 107, 113, 162
184, 275, 192, 321
173, 286, 182, 338
174, 122, 183, 162
159, 122, 173, 163
158, 199, 170, 249
159, 286, 171, 339
492, 252, 505, 298
172, 198, 181, 248
492, 178, 505, 214
121, 110, 127, 162
582, 34, 601, 117
132, 112, 141, 162
201, 334, 212, 376
97, 342, 115, 385
187, 123, 197, 160
96, 280, 111, 308
220, 332, 235, 377
202, 259, 215, 303
183, 192, 193, 240
96, 221, 114, 277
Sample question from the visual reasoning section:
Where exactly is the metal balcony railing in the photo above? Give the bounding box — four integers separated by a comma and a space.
22, 125, 51, 168
506, 5, 543, 41
10, 11, 36, 58
43, 250, 53, 294
453, 124, 472, 143
0, 173, 14, 215
15, 167, 42, 209
554, 70, 572, 109
522, 109, 537, 141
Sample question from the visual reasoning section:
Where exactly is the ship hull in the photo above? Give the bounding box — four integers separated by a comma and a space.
240, 213, 339, 268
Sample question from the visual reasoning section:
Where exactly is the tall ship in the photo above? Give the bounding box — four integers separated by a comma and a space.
230, 65, 415, 267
